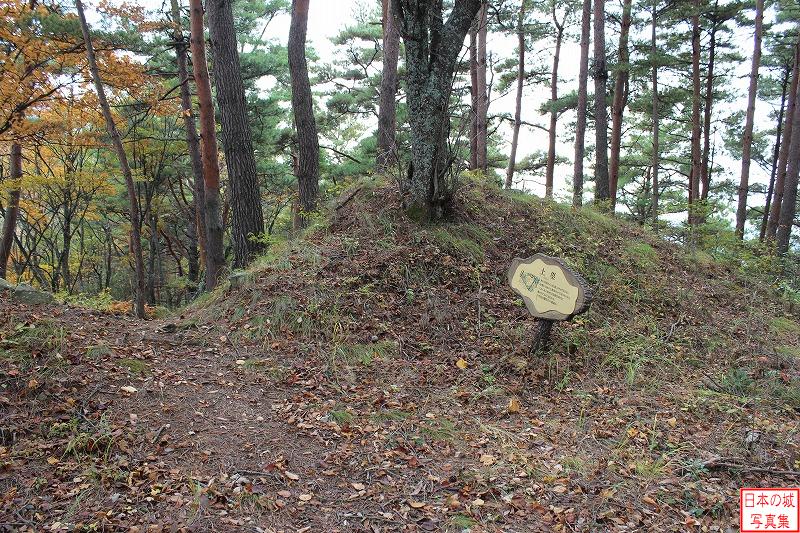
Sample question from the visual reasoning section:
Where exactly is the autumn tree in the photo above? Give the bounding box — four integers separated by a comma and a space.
76, 0, 146, 317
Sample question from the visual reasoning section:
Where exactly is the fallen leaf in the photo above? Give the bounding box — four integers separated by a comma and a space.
298, 493, 313, 501
642, 495, 657, 506
285, 471, 300, 481
456, 358, 468, 369
479, 454, 496, 466
352, 482, 365, 491
409, 501, 426, 509
46, 456, 59, 465
507, 397, 521, 413
120, 386, 138, 394
277, 490, 291, 498
666, 417, 677, 428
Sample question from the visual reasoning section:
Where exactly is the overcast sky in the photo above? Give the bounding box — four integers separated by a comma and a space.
102, 0, 777, 229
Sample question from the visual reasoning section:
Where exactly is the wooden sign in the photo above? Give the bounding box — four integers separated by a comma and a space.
508, 254, 592, 355
507, 255, 590, 321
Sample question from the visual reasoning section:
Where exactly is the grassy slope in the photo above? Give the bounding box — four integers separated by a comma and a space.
1, 177, 798, 531
186, 177, 800, 529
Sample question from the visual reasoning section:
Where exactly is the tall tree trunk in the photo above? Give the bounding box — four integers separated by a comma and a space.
189, 0, 225, 290
376, 0, 400, 173
689, 0, 702, 226
700, 12, 717, 202
573, 0, 591, 207
545, 12, 564, 199
608, 0, 632, 209
0, 143, 21, 280
206, 0, 265, 268
394, 0, 482, 219
735, 0, 764, 239
768, 36, 800, 239
60, 196, 72, 291
469, 26, 478, 171
776, 74, 800, 255
505, 0, 525, 190
593, 0, 610, 204
147, 211, 157, 305
289, 0, 320, 224
650, 0, 659, 228
76, 0, 146, 318
171, 0, 207, 281
760, 66, 790, 241
476, 0, 488, 172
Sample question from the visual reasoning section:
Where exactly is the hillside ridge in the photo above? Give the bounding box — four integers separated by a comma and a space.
1, 179, 798, 532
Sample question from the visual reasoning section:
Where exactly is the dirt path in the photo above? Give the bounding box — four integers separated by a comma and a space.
2, 287, 799, 532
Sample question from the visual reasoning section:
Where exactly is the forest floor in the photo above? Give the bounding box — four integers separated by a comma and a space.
1, 178, 799, 532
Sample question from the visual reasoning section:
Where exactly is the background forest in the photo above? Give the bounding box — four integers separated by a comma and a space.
0, 0, 799, 314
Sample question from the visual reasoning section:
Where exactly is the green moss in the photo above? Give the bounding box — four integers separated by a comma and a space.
427, 223, 490, 263
624, 242, 659, 270
770, 316, 800, 336
119, 358, 148, 375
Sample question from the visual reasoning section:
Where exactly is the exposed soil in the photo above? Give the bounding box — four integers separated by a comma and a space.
1, 181, 799, 532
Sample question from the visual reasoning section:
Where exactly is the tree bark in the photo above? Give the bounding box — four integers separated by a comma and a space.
189, 0, 225, 290
689, 0, 702, 226
475, 0, 488, 172
700, 10, 717, 203
608, 0, 631, 209
289, 0, 320, 224
545, 10, 564, 199
593, 0, 610, 204
505, 0, 525, 190
206, 0, 265, 268
735, 0, 764, 239
573, 0, 591, 207
469, 26, 478, 171
776, 74, 800, 255
0, 143, 21, 280
767, 35, 800, 240
376, 0, 400, 173
760, 66, 789, 241
650, 0, 659, 228
394, 0, 482, 219
76, 0, 146, 318
171, 0, 207, 282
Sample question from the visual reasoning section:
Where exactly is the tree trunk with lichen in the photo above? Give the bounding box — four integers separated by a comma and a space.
593, 0, 610, 204
394, 0, 482, 220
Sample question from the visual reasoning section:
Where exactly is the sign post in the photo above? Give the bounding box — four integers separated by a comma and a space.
507, 254, 592, 354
